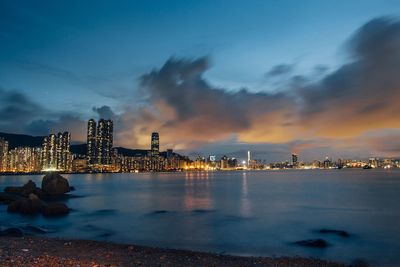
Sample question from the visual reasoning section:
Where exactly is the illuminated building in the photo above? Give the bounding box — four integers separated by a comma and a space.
42, 134, 57, 170
151, 132, 159, 157
57, 132, 72, 171
96, 119, 113, 165
0, 138, 8, 172
72, 156, 89, 173
42, 132, 71, 171
8, 147, 42, 173
150, 132, 160, 171
292, 153, 298, 168
247, 151, 251, 168
87, 119, 97, 165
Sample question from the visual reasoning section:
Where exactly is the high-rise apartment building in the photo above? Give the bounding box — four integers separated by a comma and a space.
87, 119, 97, 165
96, 119, 113, 165
0, 138, 8, 172
292, 153, 298, 168
151, 132, 159, 157
42, 132, 71, 171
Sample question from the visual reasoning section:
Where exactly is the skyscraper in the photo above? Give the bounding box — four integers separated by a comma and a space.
96, 119, 113, 165
151, 132, 159, 157
42, 132, 71, 171
57, 132, 71, 171
42, 134, 57, 170
292, 153, 298, 168
87, 119, 97, 165
0, 138, 8, 172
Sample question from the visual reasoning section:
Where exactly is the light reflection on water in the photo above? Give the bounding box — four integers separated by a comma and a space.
1, 169, 400, 266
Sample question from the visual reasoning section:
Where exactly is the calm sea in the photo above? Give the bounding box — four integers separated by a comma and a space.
1, 170, 400, 266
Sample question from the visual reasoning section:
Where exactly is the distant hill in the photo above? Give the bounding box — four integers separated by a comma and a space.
0, 132, 44, 149
0, 132, 175, 158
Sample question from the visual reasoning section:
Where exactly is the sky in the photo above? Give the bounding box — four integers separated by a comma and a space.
1, 0, 400, 162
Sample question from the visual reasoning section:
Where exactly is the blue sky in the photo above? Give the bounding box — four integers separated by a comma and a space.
1, 0, 400, 161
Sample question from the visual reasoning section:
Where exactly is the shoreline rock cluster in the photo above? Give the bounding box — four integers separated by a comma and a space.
0, 173, 72, 217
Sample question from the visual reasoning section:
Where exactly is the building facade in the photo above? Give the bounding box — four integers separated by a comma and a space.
0, 138, 9, 172
96, 119, 113, 165
42, 132, 71, 171
87, 119, 97, 165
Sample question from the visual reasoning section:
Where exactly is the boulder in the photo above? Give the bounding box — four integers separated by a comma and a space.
7, 194, 45, 215
41, 173, 70, 196
42, 203, 70, 217
0, 192, 25, 204
4, 180, 40, 197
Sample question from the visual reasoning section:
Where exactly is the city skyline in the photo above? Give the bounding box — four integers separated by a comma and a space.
1, 1, 400, 162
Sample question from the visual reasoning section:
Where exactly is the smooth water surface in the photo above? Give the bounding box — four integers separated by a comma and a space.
1, 170, 400, 266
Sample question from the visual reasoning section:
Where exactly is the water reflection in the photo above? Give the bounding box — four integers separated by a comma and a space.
240, 172, 252, 217
184, 171, 213, 211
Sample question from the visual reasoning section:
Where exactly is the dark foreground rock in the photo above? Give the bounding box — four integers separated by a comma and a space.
318, 229, 350, 237
293, 239, 330, 248
42, 172, 70, 196
0, 236, 345, 267
4, 180, 42, 197
7, 194, 44, 215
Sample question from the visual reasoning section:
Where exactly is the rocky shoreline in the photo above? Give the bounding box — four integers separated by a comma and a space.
0, 235, 349, 267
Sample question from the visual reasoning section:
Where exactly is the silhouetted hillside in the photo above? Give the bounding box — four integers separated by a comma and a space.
0, 132, 44, 149
0, 132, 181, 158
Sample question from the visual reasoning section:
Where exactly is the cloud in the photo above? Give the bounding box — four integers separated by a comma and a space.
266, 63, 294, 77
92, 105, 116, 120
0, 88, 45, 133
0, 87, 86, 141
116, 16, 400, 158
297, 17, 400, 138
1, 16, 400, 160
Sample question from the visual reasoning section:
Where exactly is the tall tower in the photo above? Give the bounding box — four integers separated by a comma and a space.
292, 153, 298, 168
151, 132, 159, 157
42, 134, 57, 170
247, 151, 251, 168
87, 119, 97, 165
56, 132, 71, 171
0, 138, 8, 172
96, 119, 113, 165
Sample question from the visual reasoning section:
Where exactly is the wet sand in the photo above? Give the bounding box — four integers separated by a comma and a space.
0, 236, 345, 267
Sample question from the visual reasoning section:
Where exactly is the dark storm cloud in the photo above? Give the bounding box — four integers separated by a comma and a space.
0, 87, 86, 140
122, 16, 400, 153
135, 57, 295, 147
296, 17, 400, 137
92, 105, 116, 120
0, 88, 45, 133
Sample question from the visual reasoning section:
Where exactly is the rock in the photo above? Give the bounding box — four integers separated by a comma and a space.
318, 228, 350, 237
293, 239, 329, 248
42, 203, 70, 217
0, 192, 25, 204
4, 180, 41, 197
41, 173, 70, 196
0, 227, 23, 237
7, 195, 45, 215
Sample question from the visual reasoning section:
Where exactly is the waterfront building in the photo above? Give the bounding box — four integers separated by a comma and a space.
96, 119, 113, 165
8, 147, 42, 173
0, 138, 8, 172
42, 132, 71, 171
87, 119, 97, 165
150, 132, 160, 171
292, 153, 298, 168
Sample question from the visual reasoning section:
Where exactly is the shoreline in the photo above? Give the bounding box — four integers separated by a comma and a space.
0, 235, 346, 267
